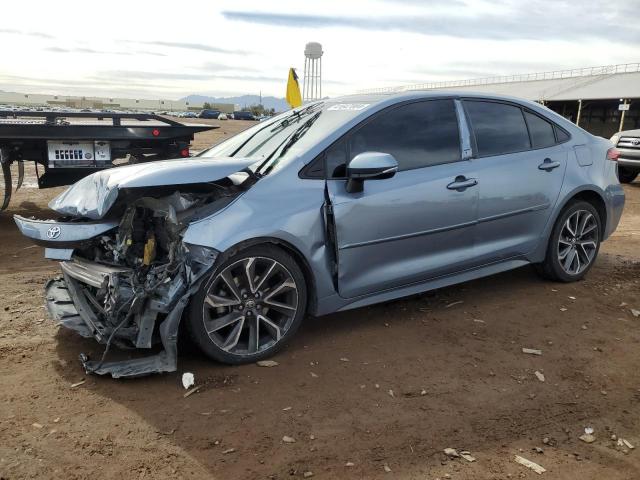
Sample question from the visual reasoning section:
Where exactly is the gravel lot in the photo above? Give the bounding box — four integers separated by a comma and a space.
1, 121, 640, 479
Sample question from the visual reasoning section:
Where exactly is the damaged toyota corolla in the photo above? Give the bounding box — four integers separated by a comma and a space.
14, 92, 625, 378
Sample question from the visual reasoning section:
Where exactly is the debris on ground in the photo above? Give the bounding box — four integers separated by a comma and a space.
183, 385, 202, 398
580, 427, 596, 443
388, 389, 395, 398
256, 360, 279, 367
619, 439, 635, 449
70, 380, 86, 388
345, 462, 355, 467
522, 348, 542, 356
560, 307, 568, 312
181, 372, 195, 390
535, 371, 546, 382
340, 357, 349, 362
514, 455, 546, 474
445, 301, 463, 308
222, 448, 235, 454
32, 422, 43, 429
303, 471, 314, 478
460, 451, 476, 462
534, 447, 544, 454
310, 372, 319, 378
383, 464, 392, 473
282, 436, 296, 443
631, 309, 640, 318
444, 448, 460, 458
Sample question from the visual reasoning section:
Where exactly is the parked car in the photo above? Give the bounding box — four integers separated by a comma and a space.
14, 92, 625, 377
610, 129, 640, 183
233, 111, 256, 121
218, 113, 228, 120
198, 109, 222, 119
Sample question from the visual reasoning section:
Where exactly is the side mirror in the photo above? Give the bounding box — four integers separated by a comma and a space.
346, 152, 398, 193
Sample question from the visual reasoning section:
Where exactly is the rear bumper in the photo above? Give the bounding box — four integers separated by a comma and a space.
604, 183, 626, 240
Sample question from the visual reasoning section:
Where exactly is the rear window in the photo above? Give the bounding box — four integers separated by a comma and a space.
464, 100, 531, 156
524, 111, 556, 148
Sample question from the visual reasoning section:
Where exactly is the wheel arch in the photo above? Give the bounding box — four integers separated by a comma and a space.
559, 189, 607, 240
218, 236, 318, 315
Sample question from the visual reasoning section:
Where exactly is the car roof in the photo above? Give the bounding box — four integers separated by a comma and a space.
330, 90, 542, 107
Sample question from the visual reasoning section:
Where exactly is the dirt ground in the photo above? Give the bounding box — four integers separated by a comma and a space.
1, 121, 640, 479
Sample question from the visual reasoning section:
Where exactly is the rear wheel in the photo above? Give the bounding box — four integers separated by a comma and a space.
618, 167, 638, 184
538, 201, 601, 282
187, 245, 307, 364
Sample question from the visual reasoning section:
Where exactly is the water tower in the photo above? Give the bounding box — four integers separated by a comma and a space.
303, 42, 323, 102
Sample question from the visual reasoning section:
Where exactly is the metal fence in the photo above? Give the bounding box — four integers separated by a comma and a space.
358, 63, 640, 94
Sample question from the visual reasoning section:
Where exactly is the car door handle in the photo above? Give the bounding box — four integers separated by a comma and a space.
538, 158, 561, 171
447, 176, 478, 191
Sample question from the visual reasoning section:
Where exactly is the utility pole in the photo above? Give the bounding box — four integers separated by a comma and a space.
619, 98, 628, 132
576, 99, 582, 126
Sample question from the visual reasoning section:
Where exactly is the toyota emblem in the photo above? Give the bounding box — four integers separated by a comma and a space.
46, 226, 61, 239
633, 138, 640, 146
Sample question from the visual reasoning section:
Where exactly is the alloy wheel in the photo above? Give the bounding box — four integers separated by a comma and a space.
202, 256, 299, 357
557, 209, 598, 276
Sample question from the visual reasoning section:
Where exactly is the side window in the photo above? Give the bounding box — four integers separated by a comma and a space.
555, 127, 570, 143
524, 111, 556, 148
464, 101, 531, 156
327, 99, 460, 177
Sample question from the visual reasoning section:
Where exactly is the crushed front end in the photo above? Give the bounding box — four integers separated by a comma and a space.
14, 182, 246, 378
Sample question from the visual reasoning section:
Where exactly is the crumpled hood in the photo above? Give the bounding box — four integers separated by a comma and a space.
49, 157, 256, 220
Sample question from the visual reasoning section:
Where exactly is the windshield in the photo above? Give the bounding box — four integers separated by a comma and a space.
198, 100, 371, 174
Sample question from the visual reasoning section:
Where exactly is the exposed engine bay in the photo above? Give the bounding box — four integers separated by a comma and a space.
17, 164, 258, 378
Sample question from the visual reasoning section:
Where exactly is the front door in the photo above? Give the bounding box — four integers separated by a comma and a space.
325, 99, 479, 298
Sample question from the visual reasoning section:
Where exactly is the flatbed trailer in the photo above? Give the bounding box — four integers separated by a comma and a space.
0, 110, 217, 210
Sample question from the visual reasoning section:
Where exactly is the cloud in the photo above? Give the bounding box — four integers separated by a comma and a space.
221, 5, 640, 42
99, 70, 284, 83
0, 28, 54, 39
45, 46, 166, 56
130, 40, 251, 55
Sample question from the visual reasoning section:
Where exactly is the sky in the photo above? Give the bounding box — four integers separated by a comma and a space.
0, 0, 639, 101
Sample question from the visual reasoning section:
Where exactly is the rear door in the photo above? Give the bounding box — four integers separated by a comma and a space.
462, 100, 568, 264
326, 99, 479, 298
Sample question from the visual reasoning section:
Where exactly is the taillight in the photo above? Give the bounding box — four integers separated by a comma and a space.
152, 128, 160, 137
180, 148, 190, 157
607, 147, 620, 161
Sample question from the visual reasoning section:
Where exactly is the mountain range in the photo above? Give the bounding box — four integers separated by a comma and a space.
180, 94, 289, 112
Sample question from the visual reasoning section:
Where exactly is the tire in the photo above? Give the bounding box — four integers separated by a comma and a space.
618, 167, 638, 184
538, 201, 601, 282
186, 244, 307, 365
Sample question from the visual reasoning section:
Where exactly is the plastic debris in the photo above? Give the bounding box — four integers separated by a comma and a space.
444, 448, 459, 458
256, 360, 279, 367
181, 372, 195, 390
282, 436, 296, 443
514, 455, 546, 474
522, 348, 543, 355
535, 371, 546, 382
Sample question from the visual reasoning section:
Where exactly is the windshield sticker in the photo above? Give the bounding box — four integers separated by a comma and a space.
327, 103, 370, 111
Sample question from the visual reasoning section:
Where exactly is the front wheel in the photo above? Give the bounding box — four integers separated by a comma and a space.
618, 167, 638, 184
186, 245, 307, 364
538, 201, 601, 282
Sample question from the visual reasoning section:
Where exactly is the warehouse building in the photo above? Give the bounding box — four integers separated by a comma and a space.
363, 63, 640, 139
0, 90, 234, 114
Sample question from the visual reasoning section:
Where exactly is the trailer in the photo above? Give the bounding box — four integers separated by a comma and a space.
0, 110, 217, 210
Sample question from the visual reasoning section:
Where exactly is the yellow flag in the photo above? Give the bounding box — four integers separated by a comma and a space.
285, 68, 302, 109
